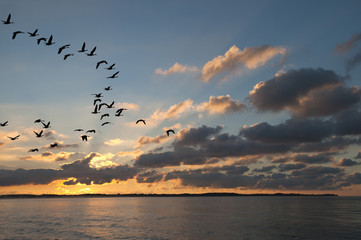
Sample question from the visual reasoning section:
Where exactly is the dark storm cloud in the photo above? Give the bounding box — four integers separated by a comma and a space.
248, 68, 341, 112
0, 153, 138, 186
334, 32, 361, 53
163, 165, 355, 190
278, 163, 306, 172
291, 85, 360, 118
334, 108, 361, 136
240, 118, 335, 143
334, 158, 360, 167
135, 125, 292, 168
292, 153, 334, 164
136, 170, 164, 183
294, 136, 360, 153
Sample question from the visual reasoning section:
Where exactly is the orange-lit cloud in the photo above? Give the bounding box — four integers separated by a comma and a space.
104, 138, 125, 146
201, 45, 286, 82
196, 95, 246, 114
155, 62, 199, 75
114, 102, 139, 110
150, 99, 193, 123
134, 135, 170, 149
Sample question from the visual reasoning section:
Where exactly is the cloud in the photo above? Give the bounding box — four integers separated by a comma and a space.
114, 102, 139, 111
155, 62, 199, 75
104, 138, 125, 146
196, 95, 246, 114
334, 32, 361, 53
200, 45, 286, 82
241, 118, 335, 144
248, 68, 349, 116
356, 152, 361, 159
150, 99, 193, 122
134, 135, 170, 149
253, 165, 277, 173
0, 153, 138, 186
334, 158, 360, 167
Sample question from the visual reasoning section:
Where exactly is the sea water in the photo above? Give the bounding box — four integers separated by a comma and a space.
0, 196, 360, 239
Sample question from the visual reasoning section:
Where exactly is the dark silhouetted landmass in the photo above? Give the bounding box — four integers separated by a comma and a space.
0, 193, 337, 199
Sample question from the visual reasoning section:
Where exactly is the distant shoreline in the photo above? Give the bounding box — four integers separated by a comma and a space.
0, 193, 338, 199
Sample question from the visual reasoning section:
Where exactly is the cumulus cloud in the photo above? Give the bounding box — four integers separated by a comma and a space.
249, 68, 350, 115
240, 118, 335, 144
334, 158, 360, 167
334, 32, 361, 54
200, 45, 286, 82
134, 135, 170, 149
155, 62, 199, 75
0, 153, 138, 186
150, 99, 193, 122
196, 95, 246, 114
114, 102, 139, 111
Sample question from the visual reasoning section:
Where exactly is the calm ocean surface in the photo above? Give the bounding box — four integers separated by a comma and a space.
0, 196, 360, 240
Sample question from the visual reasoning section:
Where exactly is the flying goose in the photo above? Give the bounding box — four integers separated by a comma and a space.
78, 42, 87, 52
42, 121, 51, 129
45, 35, 55, 45
27, 29, 39, 37
64, 53, 74, 60
166, 129, 176, 136
107, 71, 119, 79
0, 121, 8, 127
106, 63, 115, 70
28, 148, 39, 153
136, 119, 146, 125
12, 31, 24, 39
33, 130, 44, 138
96, 60, 107, 69
8, 135, 20, 141
2, 14, 14, 24
58, 44, 70, 54
86, 46, 96, 56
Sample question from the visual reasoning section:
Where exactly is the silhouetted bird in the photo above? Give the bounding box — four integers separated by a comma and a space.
92, 93, 103, 98
100, 114, 110, 120
45, 35, 55, 46
81, 135, 89, 141
64, 54, 74, 60
50, 143, 58, 148
115, 108, 127, 116
86, 46, 96, 56
96, 60, 107, 69
2, 14, 14, 24
34, 119, 44, 123
27, 29, 39, 37
78, 42, 87, 52
92, 105, 100, 114
136, 119, 146, 125
74, 129, 84, 132
104, 86, 112, 91
99, 101, 114, 110
86, 130, 96, 133
94, 98, 102, 105
101, 122, 112, 126
107, 71, 119, 79
166, 129, 176, 136
106, 63, 115, 70
8, 135, 20, 141
58, 44, 70, 54
0, 121, 8, 127
12, 31, 24, 39
42, 121, 51, 128
37, 37, 47, 45
33, 130, 43, 138
28, 148, 39, 153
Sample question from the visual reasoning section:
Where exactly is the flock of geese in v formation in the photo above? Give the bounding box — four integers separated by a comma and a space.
1, 14, 176, 153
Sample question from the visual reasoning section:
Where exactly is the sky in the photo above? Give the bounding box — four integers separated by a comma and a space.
0, 0, 361, 196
